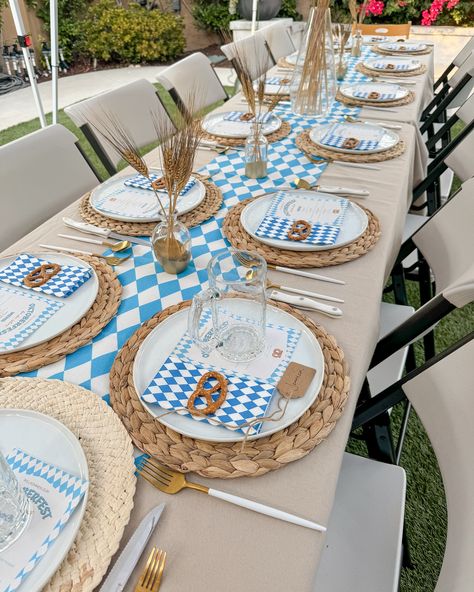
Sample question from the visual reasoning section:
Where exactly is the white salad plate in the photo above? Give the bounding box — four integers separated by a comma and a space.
89, 168, 206, 222
377, 41, 428, 53
309, 121, 399, 155
339, 82, 408, 102
0, 252, 98, 354
202, 111, 282, 139
363, 57, 421, 72
240, 190, 368, 252
135, 300, 325, 443
0, 409, 89, 592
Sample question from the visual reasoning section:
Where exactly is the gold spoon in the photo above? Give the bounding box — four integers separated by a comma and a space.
57, 233, 131, 252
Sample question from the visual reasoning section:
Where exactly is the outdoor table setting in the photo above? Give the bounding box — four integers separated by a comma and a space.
0, 14, 432, 592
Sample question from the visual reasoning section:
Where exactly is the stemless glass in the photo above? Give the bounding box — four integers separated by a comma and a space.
0, 450, 31, 551
188, 250, 267, 362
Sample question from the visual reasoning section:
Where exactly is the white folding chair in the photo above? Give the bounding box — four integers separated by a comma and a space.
65, 79, 175, 177
260, 22, 296, 62
221, 32, 274, 81
433, 34, 474, 92
319, 333, 474, 592
0, 124, 99, 251
156, 52, 229, 119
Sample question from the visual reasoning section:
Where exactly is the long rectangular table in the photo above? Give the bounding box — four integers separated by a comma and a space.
1, 47, 432, 591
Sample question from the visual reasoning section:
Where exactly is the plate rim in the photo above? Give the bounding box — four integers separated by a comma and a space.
339, 82, 409, 103
239, 190, 369, 252
133, 301, 325, 443
309, 121, 399, 155
363, 56, 421, 72
0, 252, 98, 354
377, 41, 427, 52
0, 408, 89, 592
202, 111, 282, 139
89, 168, 206, 223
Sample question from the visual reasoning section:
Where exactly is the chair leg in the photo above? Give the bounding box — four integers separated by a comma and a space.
402, 523, 414, 569
392, 262, 409, 306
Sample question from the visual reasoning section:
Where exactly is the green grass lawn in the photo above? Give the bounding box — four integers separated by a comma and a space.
1, 95, 473, 592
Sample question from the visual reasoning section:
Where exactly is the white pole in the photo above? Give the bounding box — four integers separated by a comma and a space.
50, 0, 58, 124
251, 0, 258, 34
8, 0, 47, 127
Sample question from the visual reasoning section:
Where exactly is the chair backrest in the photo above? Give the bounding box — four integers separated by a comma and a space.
444, 124, 474, 183
453, 35, 474, 67
221, 33, 274, 81
448, 50, 474, 89
0, 124, 99, 251
412, 177, 474, 295
456, 92, 474, 125
401, 336, 474, 592
65, 79, 174, 175
351, 22, 411, 39
260, 22, 295, 62
156, 52, 228, 119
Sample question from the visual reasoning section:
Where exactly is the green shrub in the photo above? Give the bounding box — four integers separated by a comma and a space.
81, 0, 185, 63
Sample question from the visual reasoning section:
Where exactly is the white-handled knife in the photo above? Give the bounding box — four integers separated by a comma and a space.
269, 290, 343, 318
315, 185, 369, 197
99, 503, 165, 592
63, 217, 150, 247
332, 161, 381, 171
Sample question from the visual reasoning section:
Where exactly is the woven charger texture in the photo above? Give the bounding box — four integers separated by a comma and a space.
356, 61, 427, 77
0, 377, 136, 591
201, 119, 291, 147
79, 174, 223, 236
110, 299, 350, 479
336, 88, 415, 108
296, 129, 406, 163
222, 196, 380, 268
0, 254, 121, 377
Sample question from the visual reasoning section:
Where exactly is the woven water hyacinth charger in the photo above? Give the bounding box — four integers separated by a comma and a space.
222, 196, 380, 268
336, 88, 415, 108
201, 120, 291, 147
356, 62, 427, 77
296, 129, 406, 163
0, 377, 136, 592
79, 174, 223, 236
109, 299, 350, 480
0, 254, 121, 377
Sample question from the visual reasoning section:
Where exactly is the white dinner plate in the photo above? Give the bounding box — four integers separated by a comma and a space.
89, 168, 206, 222
240, 190, 368, 252
309, 122, 399, 155
363, 57, 421, 73
202, 111, 282, 139
284, 52, 298, 65
135, 300, 325, 443
377, 41, 428, 53
339, 82, 408, 103
0, 409, 89, 592
0, 252, 98, 354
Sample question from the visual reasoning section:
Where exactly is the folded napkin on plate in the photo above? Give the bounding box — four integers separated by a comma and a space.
141, 355, 275, 435
266, 76, 292, 86
124, 173, 196, 194
0, 253, 92, 298
320, 122, 384, 151
352, 85, 398, 100
383, 43, 423, 52
223, 111, 273, 124
372, 60, 414, 71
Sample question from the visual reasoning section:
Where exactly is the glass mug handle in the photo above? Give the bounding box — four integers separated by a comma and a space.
188, 288, 220, 355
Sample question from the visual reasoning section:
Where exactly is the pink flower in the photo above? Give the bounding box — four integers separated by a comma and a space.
366, 0, 385, 16
421, 0, 460, 26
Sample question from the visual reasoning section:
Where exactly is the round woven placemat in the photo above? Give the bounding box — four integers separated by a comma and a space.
372, 47, 432, 56
356, 61, 427, 77
0, 377, 136, 592
296, 129, 406, 163
201, 119, 291, 147
0, 255, 121, 377
109, 299, 350, 479
277, 57, 295, 69
79, 174, 223, 236
336, 88, 415, 108
222, 196, 380, 268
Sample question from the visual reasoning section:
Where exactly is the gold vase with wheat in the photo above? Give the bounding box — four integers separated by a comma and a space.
290, 0, 337, 117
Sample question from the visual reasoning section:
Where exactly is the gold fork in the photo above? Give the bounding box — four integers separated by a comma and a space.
137, 458, 326, 531
135, 547, 167, 592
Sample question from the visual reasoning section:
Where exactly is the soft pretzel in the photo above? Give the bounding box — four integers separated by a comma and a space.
23, 263, 61, 288
151, 177, 166, 190
368, 91, 380, 100
287, 219, 312, 241
239, 112, 254, 121
187, 371, 228, 416
342, 137, 360, 150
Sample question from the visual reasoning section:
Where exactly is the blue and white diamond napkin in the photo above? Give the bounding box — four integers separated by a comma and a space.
124, 173, 196, 194
255, 191, 349, 246
320, 122, 384, 151
0, 253, 92, 298
1, 448, 88, 592
371, 59, 416, 71
142, 355, 275, 435
223, 111, 273, 124
352, 83, 398, 100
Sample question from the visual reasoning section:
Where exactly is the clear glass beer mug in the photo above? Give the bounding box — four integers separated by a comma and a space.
0, 450, 31, 551
188, 250, 267, 362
